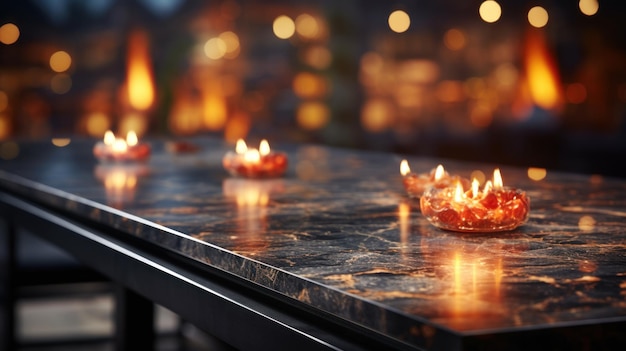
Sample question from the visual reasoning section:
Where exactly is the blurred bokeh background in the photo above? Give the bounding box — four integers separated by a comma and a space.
1, 0, 625, 177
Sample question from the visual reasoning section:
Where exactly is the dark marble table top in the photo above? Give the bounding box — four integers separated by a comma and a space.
1, 138, 625, 350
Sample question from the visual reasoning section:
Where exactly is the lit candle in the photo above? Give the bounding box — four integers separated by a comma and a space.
419, 168, 530, 232
93, 130, 151, 162
222, 139, 288, 178
400, 160, 467, 198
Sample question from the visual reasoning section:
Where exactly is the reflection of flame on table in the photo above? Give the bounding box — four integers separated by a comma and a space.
222, 178, 285, 255
416, 235, 518, 330
94, 164, 149, 208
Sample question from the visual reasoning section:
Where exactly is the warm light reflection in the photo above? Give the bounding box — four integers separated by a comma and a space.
0, 23, 19, 45
388, 10, 410, 33
126, 30, 155, 111
579, 0, 599, 16
95, 164, 148, 208
51, 138, 71, 147
479, 1, 502, 23
528, 6, 549, 28
527, 167, 547, 181
222, 178, 285, 255
578, 215, 596, 231
49, 51, 72, 73
273, 15, 295, 39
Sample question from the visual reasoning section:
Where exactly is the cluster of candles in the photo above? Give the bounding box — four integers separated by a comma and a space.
93, 130, 151, 162
222, 139, 288, 178
91, 133, 529, 232
401, 159, 530, 232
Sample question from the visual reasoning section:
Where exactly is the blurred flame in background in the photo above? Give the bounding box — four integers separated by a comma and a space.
1, 0, 625, 175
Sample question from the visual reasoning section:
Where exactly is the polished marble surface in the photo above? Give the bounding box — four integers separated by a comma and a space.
2, 138, 626, 350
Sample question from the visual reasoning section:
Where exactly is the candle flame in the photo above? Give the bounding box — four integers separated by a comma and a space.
126, 131, 138, 146
259, 139, 270, 156
127, 30, 155, 111
400, 159, 411, 176
493, 168, 503, 189
434, 164, 445, 181
483, 180, 493, 193
471, 178, 480, 198
244, 149, 261, 163
235, 139, 248, 154
112, 138, 128, 153
104, 130, 115, 145
454, 181, 464, 202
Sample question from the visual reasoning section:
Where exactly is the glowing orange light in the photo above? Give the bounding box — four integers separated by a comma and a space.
235, 139, 248, 154
126, 30, 155, 111
434, 164, 445, 181
259, 139, 270, 156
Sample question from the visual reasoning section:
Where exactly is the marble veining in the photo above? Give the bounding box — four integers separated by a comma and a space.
1, 138, 626, 350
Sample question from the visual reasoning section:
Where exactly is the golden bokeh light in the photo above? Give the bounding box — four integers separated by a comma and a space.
0, 23, 19, 45
85, 112, 111, 137
579, 0, 599, 16
202, 93, 227, 130
361, 98, 394, 132
527, 167, 547, 181
528, 6, 549, 28
204, 37, 227, 60
293, 72, 327, 98
49, 51, 72, 73
444, 28, 466, 51
219, 31, 240, 59
273, 15, 295, 39
388, 10, 410, 33
296, 101, 330, 130
479, 1, 502, 23
295, 14, 320, 39
119, 112, 147, 137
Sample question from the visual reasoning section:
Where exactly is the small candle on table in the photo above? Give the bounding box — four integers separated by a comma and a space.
93, 130, 151, 162
419, 168, 530, 232
400, 160, 466, 198
223, 139, 288, 178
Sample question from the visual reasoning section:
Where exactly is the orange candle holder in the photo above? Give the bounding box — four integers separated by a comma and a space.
223, 139, 288, 178
400, 160, 467, 198
420, 169, 530, 232
93, 130, 151, 162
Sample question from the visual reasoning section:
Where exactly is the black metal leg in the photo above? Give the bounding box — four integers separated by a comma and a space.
114, 285, 155, 351
0, 216, 17, 351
